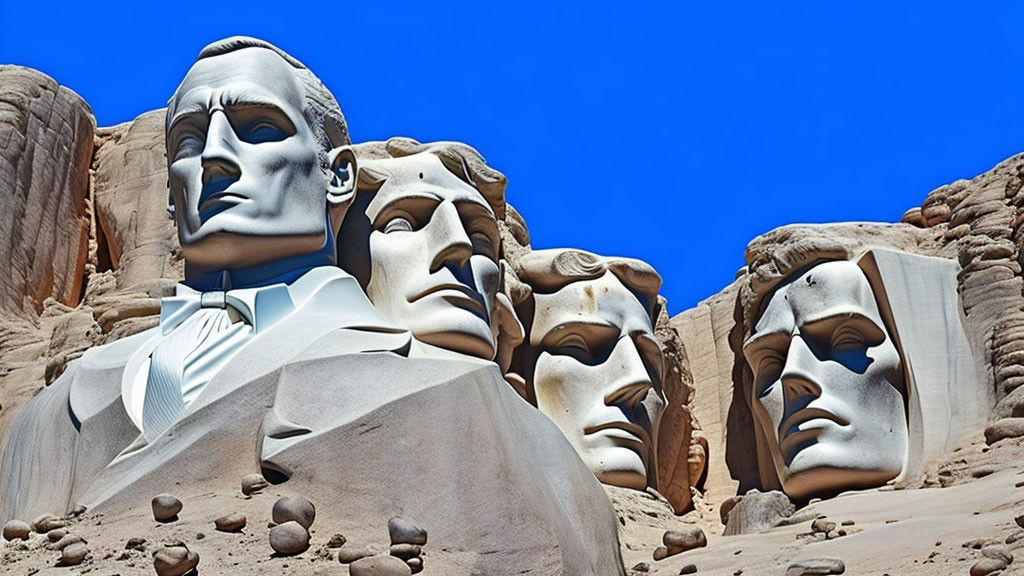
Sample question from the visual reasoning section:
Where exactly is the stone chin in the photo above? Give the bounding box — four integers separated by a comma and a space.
583, 443, 649, 492
408, 304, 496, 361
777, 438, 904, 500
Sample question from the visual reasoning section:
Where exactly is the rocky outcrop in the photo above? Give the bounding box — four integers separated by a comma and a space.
0, 66, 94, 320
93, 109, 181, 293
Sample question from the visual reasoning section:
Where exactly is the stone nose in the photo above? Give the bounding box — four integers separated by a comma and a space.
200, 110, 241, 189
780, 334, 823, 405
603, 336, 655, 410
427, 200, 473, 273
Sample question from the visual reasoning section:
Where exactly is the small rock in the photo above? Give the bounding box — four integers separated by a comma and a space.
632, 562, 650, 572
1006, 530, 1024, 544
125, 537, 147, 551
981, 544, 1013, 564
825, 530, 841, 540
723, 490, 794, 535
338, 546, 374, 564
349, 555, 413, 576
390, 543, 422, 559
151, 494, 183, 522
46, 533, 84, 551
388, 517, 427, 545
272, 496, 316, 529
31, 513, 66, 533
153, 543, 200, 576
970, 557, 1008, 576
840, 520, 854, 526
70, 505, 87, 517
785, 558, 845, 575
663, 527, 707, 555
241, 473, 269, 496
327, 533, 347, 548
1015, 514, 1024, 529
811, 519, 837, 534
270, 521, 310, 555
653, 546, 670, 561
2, 520, 30, 541
719, 496, 742, 525
214, 512, 247, 533
407, 556, 423, 574
680, 564, 698, 574
59, 542, 89, 566
985, 418, 1024, 445
47, 528, 67, 542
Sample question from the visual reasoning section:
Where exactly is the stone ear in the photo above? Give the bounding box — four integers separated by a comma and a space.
326, 146, 358, 206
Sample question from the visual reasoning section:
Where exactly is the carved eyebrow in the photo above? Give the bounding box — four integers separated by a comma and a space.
167, 102, 208, 135
369, 190, 442, 224
540, 319, 618, 343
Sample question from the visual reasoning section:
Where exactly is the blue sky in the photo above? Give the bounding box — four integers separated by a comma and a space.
2, 1, 1022, 314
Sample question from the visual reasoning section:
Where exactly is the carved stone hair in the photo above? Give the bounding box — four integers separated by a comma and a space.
511, 249, 662, 310
356, 137, 507, 219
167, 36, 350, 166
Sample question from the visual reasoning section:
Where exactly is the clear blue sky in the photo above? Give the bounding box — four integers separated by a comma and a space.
2, 1, 1022, 314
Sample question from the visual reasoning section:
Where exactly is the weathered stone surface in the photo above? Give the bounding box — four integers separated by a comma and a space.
0, 66, 93, 320
241, 473, 268, 496
349, 555, 413, 576
92, 109, 181, 291
338, 546, 374, 564
970, 557, 1008, 576
723, 490, 795, 535
31, 513, 65, 533
269, 521, 310, 555
785, 558, 845, 575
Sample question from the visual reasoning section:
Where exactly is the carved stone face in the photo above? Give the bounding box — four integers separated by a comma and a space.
359, 153, 501, 360
527, 271, 665, 491
166, 48, 330, 269
743, 260, 907, 500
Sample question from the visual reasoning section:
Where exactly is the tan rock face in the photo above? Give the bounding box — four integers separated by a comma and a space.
0, 65, 94, 320
92, 109, 182, 291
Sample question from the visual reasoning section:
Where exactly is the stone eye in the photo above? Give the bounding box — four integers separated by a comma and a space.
384, 217, 413, 234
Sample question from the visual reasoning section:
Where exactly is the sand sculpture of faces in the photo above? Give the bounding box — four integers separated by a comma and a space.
512, 249, 666, 491
165, 37, 357, 289
742, 260, 908, 500
340, 139, 520, 361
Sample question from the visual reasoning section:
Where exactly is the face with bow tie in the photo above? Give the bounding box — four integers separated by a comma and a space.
166, 39, 356, 288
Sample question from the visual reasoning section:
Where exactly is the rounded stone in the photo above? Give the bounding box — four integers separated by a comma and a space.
151, 494, 183, 522
60, 542, 89, 566
785, 558, 845, 576
407, 556, 424, 573
350, 555, 413, 576
214, 512, 246, 533
680, 565, 698, 575
47, 528, 67, 542
153, 544, 200, 576
338, 546, 374, 564
269, 521, 310, 555
46, 533, 84, 551
241, 473, 269, 496
31, 513, 66, 533
327, 533, 347, 548
970, 557, 1008, 576
663, 527, 707, 554
272, 496, 315, 530
632, 562, 650, 573
388, 517, 427, 545
653, 546, 670, 561
2, 520, 30, 541
811, 519, 837, 534
390, 543, 422, 559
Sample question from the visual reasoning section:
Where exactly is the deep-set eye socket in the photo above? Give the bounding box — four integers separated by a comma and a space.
383, 217, 414, 234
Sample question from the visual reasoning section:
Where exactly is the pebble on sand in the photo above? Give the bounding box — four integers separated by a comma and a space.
214, 512, 247, 533
59, 542, 89, 566
153, 543, 200, 576
349, 555, 413, 576
272, 495, 316, 530
2, 520, 30, 541
151, 494, 183, 522
270, 520, 310, 555
388, 517, 427, 545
